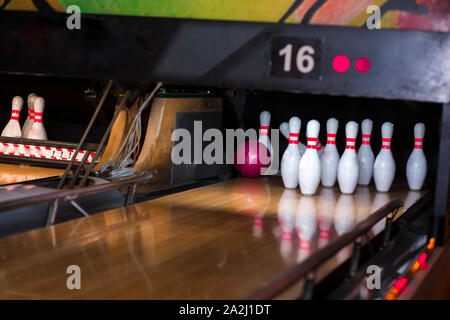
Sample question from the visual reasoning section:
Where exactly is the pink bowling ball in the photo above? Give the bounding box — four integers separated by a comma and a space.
234, 141, 271, 178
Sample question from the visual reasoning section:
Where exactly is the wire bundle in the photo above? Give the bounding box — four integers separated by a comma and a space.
100, 82, 163, 177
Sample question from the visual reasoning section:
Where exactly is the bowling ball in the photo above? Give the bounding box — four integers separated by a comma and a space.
234, 140, 271, 178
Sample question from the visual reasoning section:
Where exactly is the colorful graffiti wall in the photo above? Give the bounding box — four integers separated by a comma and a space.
1, 0, 449, 32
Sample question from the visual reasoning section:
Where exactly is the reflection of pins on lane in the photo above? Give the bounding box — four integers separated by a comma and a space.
354, 186, 372, 223
406, 123, 427, 191
1, 96, 24, 138
317, 187, 336, 248
296, 196, 317, 262
22, 93, 37, 138
358, 119, 374, 185
277, 189, 298, 260
281, 117, 302, 189
374, 122, 395, 192
279, 122, 306, 155
258, 111, 273, 155
298, 120, 321, 195
404, 190, 422, 211
321, 118, 340, 187
26, 97, 48, 140
370, 192, 390, 235
334, 194, 356, 262
337, 121, 359, 194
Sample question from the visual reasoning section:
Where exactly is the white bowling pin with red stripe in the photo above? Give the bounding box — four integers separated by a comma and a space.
337, 121, 359, 194
281, 117, 302, 189
1, 96, 24, 138
374, 122, 395, 192
321, 118, 340, 187
258, 111, 272, 155
26, 97, 47, 140
279, 121, 306, 155
22, 93, 37, 138
298, 120, 321, 195
358, 119, 374, 185
406, 123, 427, 191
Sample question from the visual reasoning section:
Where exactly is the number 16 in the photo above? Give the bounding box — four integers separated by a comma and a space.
279, 44, 315, 73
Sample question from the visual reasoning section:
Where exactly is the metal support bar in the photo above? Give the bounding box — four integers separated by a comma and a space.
433, 103, 450, 246
79, 90, 131, 188
125, 183, 137, 207
301, 272, 316, 300
57, 79, 114, 190
46, 200, 59, 227
67, 150, 91, 189
70, 200, 90, 217
347, 241, 362, 280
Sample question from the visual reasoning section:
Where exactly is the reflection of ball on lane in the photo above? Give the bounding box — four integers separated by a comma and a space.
234, 141, 271, 178
231, 178, 269, 216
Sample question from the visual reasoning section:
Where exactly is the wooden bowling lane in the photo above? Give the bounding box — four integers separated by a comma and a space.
0, 163, 63, 185
0, 177, 426, 299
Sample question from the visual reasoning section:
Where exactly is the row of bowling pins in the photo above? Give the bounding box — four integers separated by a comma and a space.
276, 187, 422, 263
1, 94, 47, 140
280, 117, 427, 195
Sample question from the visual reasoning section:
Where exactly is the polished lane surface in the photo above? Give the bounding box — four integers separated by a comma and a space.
0, 177, 424, 299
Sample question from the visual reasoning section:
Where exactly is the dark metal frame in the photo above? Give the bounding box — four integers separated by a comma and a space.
0, 12, 448, 103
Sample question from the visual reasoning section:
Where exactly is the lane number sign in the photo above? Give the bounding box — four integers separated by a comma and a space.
270, 37, 322, 80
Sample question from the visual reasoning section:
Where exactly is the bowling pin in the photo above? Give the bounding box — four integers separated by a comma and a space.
26, 97, 47, 140
358, 119, 374, 185
373, 122, 395, 192
298, 120, 321, 195
337, 121, 359, 194
22, 93, 37, 138
1, 96, 24, 138
280, 122, 306, 155
281, 117, 302, 189
321, 118, 340, 187
406, 123, 427, 191
258, 111, 273, 155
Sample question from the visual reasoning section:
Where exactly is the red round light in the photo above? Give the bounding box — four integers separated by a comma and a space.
355, 57, 371, 73
332, 55, 350, 73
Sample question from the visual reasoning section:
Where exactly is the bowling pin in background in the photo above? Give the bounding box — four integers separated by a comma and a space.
22, 93, 37, 138
258, 111, 273, 155
321, 118, 340, 187
337, 121, 359, 194
406, 123, 427, 191
279, 122, 306, 155
317, 187, 337, 248
1, 96, 24, 138
281, 117, 302, 189
26, 97, 47, 140
358, 119, 374, 185
277, 189, 298, 261
298, 120, 321, 195
316, 140, 324, 156
374, 122, 395, 192
296, 196, 317, 262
